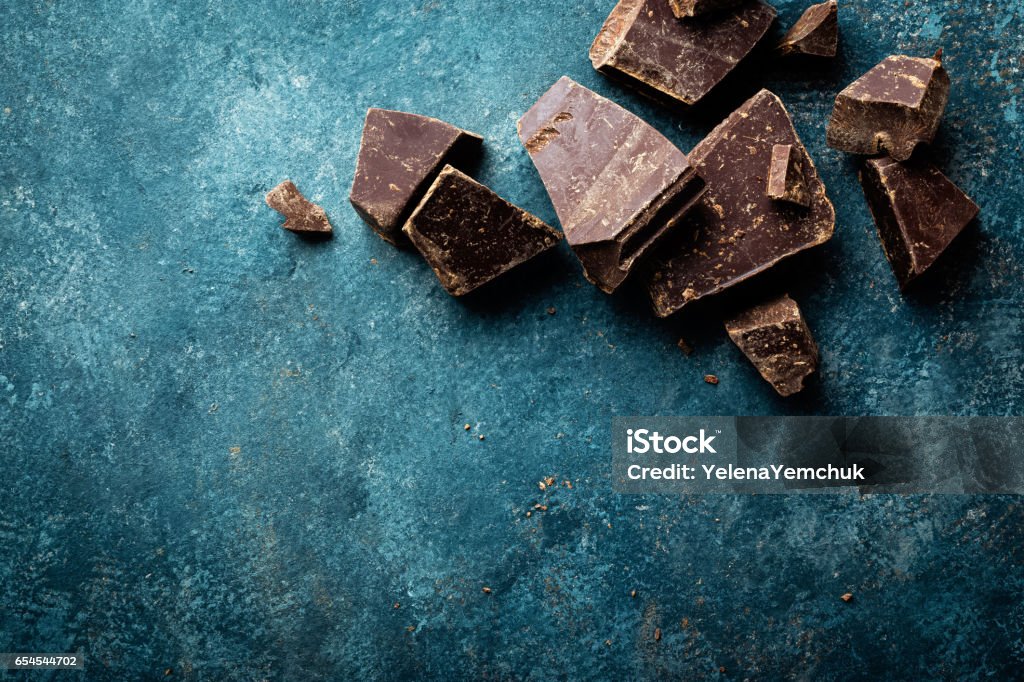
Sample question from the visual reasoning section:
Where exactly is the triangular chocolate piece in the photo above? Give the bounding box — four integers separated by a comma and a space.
767, 143, 810, 206
590, 0, 776, 106
266, 180, 332, 234
647, 90, 835, 317
669, 0, 744, 18
827, 52, 949, 161
859, 156, 978, 289
403, 166, 562, 296
517, 77, 705, 293
350, 108, 482, 244
778, 0, 838, 57
725, 294, 818, 397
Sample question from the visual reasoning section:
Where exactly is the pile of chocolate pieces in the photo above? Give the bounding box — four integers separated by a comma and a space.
268, 0, 978, 398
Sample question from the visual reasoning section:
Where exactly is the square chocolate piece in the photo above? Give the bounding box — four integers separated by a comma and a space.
350, 108, 482, 244
725, 294, 818, 397
826, 51, 949, 161
403, 166, 561, 296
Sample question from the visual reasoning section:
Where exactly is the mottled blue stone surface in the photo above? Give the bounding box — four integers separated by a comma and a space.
2, 0, 1023, 679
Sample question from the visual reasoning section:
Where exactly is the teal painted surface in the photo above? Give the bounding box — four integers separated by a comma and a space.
1, 0, 1023, 679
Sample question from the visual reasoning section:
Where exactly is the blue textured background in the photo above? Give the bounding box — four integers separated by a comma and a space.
2, 0, 1023, 679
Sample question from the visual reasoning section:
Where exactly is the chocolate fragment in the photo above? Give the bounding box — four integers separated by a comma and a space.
669, 0, 744, 18
402, 166, 561, 296
350, 108, 482, 244
517, 77, 705, 293
859, 156, 978, 289
265, 180, 332, 234
767, 143, 810, 207
778, 0, 838, 57
826, 51, 949, 161
647, 90, 834, 317
724, 294, 818, 397
590, 0, 777, 106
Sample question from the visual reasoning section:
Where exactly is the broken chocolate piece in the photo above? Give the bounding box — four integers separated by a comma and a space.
350, 108, 482, 244
402, 165, 561, 296
517, 77, 705, 293
647, 90, 834, 317
590, 0, 777, 106
725, 294, 818, 397
826, 51, 949, 161
778, 0, 838, 57
767, 144, 810, 206
859, 156, 978, 289
669, 0, 744, 18
265, 180, 332, 234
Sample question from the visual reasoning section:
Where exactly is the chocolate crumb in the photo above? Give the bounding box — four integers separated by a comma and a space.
265, 180, 333, 234
677, 338, 694, 356
704, 374, 719, 385
394, 602, 401, 609
719, 666, 727, 673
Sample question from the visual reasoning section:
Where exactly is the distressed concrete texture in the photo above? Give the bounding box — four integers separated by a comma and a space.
1, 0, 1023, 679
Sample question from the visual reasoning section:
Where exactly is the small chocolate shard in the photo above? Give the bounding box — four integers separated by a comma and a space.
826, 52, 949, 161
265, 180, 332, 234
859, 156, 978, 289
778, 0, 838, 57
647, 90, 835, 317
590, 0, 777, 106
669, 0, 744, 18
517, 77, 705, 293
725, 294, 818, 397
767, 143, 810, 207
402, 166, 561, 296
350, 108, 482, 244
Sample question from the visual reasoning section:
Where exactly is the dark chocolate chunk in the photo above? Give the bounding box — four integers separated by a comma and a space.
778, 0, 838, 57
265, 180, 332, 234
725, 294, 818, 397
669, 0, 744, 18
517, 77, 705, 293
826, 51, 949, 161
350, 108, 482, 244
767, 143, 810, 207
859, 156, 978, 289
402, 165, 561, 296
590, 0, 777, 106
647, 90, 834, 317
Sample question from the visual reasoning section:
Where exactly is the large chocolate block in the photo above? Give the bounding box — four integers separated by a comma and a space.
778, 0, 838, 57
826, 52, 949, 161
647, 90, 834, 317
350, 108, 482, 244
402, 166, 561, 297
517, 77, 705, 293
725, 294, 818, 397
590, 0, 777, 106
265, 180, 332, 234
859, 156, 978, 289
